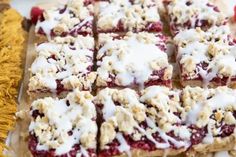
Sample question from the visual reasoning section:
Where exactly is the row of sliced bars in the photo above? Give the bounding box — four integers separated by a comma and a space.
28, 0, 97, 157
164, 0, 236, 156
164, 0, 236, 88
28, 85, 236, 156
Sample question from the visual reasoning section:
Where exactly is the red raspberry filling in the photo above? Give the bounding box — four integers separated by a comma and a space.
28, 134, 96, 157
220, 124, 235, 138
188, 125, 207, 145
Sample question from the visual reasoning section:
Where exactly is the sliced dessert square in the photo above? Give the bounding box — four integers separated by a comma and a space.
164, 0, 227, 35
96, 32, 173, 89
96, 0, 162, 33
181, 86, 236, 155
35, 0, 94, 40
28, 36, 96, 96
28, 89, 97, 157
95, 86, 190, 157
174, 26, 236, 87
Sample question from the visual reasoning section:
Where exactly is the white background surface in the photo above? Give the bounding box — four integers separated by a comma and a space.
10, 0, 236, 19
10, 0, 67, 19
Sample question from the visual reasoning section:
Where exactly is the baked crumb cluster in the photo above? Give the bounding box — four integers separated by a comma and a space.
28, 36, 96, 95
97, 0, 162, 33
28, 89, 97, 156
165, 0, 227, 34
35, 0, 94, 39
96, 32, 172, 88
95, 86, 236, 156
174, 26, 236, 87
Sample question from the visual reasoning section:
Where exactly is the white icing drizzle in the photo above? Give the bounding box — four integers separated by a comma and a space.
80, 146, 89, 157
35, 0, 93, 39
29, 89, 97, 156
116, 133, 131, 157
186, 102, 202, 125
97, 0, 160, 31
167, 0, 226, 32
174, 26, 236, 86
145, 117, 187, 149
97, 32, 172, 87
29, 36, 96, 92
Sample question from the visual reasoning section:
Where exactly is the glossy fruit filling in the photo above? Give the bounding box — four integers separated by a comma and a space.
28, 134, 96, 157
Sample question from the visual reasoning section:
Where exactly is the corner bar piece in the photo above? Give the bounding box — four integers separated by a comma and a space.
182, 86, 236, 155
35, 0, 94, 40
164, 0, 227, 35
96, 0, 162, 33
28, 89, 97, 157
95, 86, 190, 157
174, 26, 236, 87
96, 32, 173, 89
28, 36, 96, 96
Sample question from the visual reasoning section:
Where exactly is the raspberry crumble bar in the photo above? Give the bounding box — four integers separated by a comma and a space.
174, 26, 236, 87
164, 0, 227, 35
96, 32, 173, 89
95, 86, 190, 157
28, 36, 96, 96
182, 86, 236, 155
35, 0, 94, 40
96, 0, 162, 33
28, 89, 97, 157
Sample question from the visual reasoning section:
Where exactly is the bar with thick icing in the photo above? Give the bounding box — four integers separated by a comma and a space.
28, 36, 97, 96
35, 0, 94, 40
174, 25, 236, 87
165, 0, 227, 35
96, 32, 173, 89
96, 0, 162, 33
28, 89, 97, 157
95, 86, 190, 157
